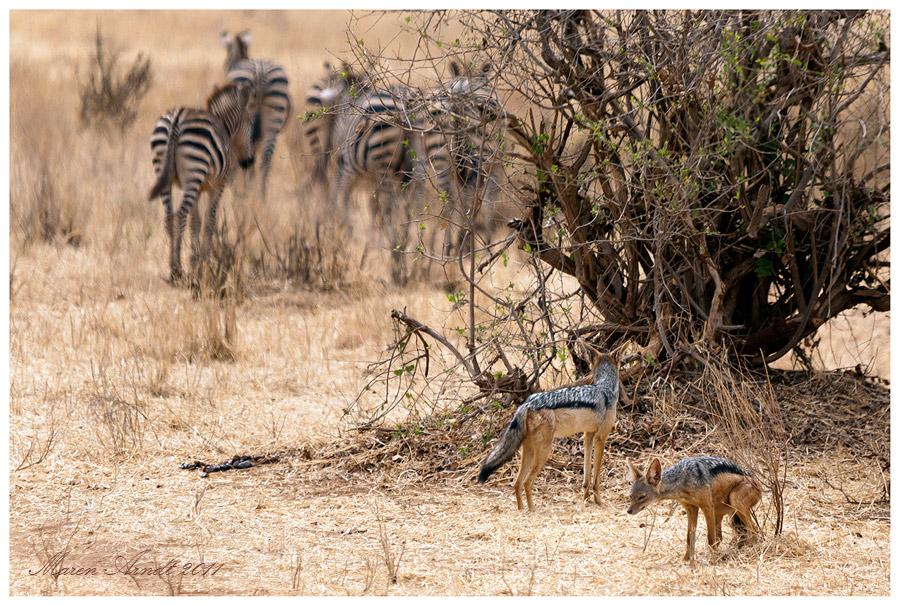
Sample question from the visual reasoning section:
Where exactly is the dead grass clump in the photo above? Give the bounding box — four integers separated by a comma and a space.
13, 413, 60, 473
86, 357, 150, 456
163, 298, 239, 364
11, 156, 89, 248
250, 221, 353, 290
373, 501, 406, 586
701, 354, 790, 536
127, 295, 239, 370
78, 25, 152, 135
10, 60, 93, 249
756, 530, 813, 560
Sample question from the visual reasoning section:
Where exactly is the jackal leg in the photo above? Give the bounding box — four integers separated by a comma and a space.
589, 427, 612, 505
702, 502, 720, 549
523, 435, 553, 511
683, 503, 699, 561
514, 442, 535, 511
713, 504, 730, 547
729, 479, 761, 546
582, 431, 595, 501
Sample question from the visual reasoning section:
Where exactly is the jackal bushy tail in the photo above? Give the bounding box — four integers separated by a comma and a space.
477, 405, 527, 483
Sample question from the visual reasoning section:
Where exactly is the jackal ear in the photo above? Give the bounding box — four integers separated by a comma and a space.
449, 60, 462, 78
647, 459, 662, 486
580, 339, 599, 361
626, 459, 641, 483
609, 342, 626, 365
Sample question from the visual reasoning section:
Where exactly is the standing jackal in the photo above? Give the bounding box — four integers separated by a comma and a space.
626, 456, 762, 561
477, 347, 619, 510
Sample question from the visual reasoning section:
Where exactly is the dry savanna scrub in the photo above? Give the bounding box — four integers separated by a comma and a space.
8, 10, 890, 596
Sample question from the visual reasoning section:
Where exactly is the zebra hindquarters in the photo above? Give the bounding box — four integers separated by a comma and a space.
257, 81, 291, 201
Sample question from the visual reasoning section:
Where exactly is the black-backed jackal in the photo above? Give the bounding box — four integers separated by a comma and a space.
477, 347, 619, 510
626, 456, 762, 560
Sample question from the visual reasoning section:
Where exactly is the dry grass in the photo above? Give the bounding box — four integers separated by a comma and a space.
8, 10, 890, 596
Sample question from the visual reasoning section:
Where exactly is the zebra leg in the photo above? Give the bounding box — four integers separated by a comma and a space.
162, 191, 175, 241
439, 195, 459, 258
312, 155, 328, 186
371, 180, 392, 233
259, 135, 277, 200
170, 203, 190, 284
189, 199, 202, 276
331, 161, 354, 231
174, 181, 200, 284
160, 190, 180, 282
202, 185, 226, 266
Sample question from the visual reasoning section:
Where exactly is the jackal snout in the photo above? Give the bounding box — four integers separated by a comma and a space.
625, 457, 661, 515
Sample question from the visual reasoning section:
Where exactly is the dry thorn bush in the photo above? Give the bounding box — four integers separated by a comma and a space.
77, 24, 152, 135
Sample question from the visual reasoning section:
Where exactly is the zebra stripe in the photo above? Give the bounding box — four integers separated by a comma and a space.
303, 62, 367, 185
221, 31, 292, 200
148, 82, 254, 283
329, 86, 422, 229
419, 61, 506, 252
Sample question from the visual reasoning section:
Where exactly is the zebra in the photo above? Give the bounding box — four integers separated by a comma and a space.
220, 30, 292, 200
148, 82, 255, 284
329, 85, 424, 232
325, 60, 505, 248
302, 61, 368, 186
419, 60, 506, 253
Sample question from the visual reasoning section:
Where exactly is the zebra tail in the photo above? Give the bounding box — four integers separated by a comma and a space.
148, 115, 180, 201
477, 403, 528, 483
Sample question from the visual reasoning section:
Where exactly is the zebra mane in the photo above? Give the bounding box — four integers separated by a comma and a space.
206, 82, 242, 112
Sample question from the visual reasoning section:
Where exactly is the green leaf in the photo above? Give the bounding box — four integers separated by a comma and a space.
754, 257, 774, 278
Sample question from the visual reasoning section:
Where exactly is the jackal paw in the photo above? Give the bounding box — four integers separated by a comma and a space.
582, 492, 603, 506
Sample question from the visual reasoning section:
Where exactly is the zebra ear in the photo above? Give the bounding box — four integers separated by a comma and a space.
239, 30, 252, 47
449, 60, 461, 78
220, 31, 232, 48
